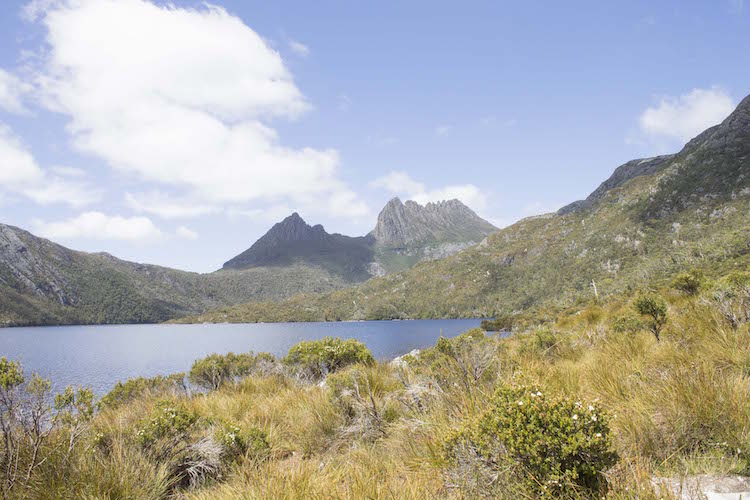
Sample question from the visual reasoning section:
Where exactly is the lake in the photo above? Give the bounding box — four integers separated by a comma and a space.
0, 319, 480, 395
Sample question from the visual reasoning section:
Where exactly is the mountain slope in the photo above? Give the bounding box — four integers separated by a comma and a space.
0, 223, 349, 326
177, 94, 750, 324
222, 213, 375, 282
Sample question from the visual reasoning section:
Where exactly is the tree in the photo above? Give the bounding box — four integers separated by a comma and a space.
634, 294, 668, 341
672, 269, 704, 295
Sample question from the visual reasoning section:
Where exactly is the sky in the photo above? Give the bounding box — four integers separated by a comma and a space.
0, 0, 748, 272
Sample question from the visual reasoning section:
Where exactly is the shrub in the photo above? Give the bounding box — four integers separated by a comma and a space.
100, 373, 186, 410
611, 313, 646, 334
283, 337, 374, 379
634, 294, 668, 341
189, 351, 275, 391
709, 272, 750, 329
672, 269, 704, 295
214, 422, 270, 460
135, 402, 198, 449
519, 326, 558, 356
480, 315, 513, 332
445, 385, 617, 497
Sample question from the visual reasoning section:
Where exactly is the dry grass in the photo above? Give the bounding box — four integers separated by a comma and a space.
3, 292, 748, 498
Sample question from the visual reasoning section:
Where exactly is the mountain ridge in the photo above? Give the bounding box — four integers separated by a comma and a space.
176, 91, 750, 324
0, 197, 496, 326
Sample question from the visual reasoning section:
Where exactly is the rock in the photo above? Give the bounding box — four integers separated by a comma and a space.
371, 197, 496, 248
653, 475, 750, 500
390, 349, 420, 368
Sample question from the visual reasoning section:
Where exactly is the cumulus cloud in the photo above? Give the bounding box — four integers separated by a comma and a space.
28, 0, 367, 218
288, 40, 310, 57
0, 69, 31, 113
33, 211, 163, 242
125, 191, 220, 219
0, 124, 100, 206
638, 87, 735, 143
175, 225, 198, 240
370, 170, 487, 211
50, 166, 86, 177
370, 171, 426, 196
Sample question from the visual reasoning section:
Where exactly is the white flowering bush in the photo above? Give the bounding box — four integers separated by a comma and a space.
135, 402, 197, 448
214, 421, 269, 460
445, 385, 617, 496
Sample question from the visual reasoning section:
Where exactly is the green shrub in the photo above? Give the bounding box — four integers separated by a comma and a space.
214, 421, 269, 460
0, 357, 24, 392
100, 373, 186, 410
672, 269, 704, 295
634, 294, 668, 341
445, 385, 617, 496
283, 337, 374, 379
519, 327, 558, 356
189, 352, 275, 391
611, 313, 646, 334
135, 402, 198, 448
480, 315, 513, 332
435, 336, 454, 356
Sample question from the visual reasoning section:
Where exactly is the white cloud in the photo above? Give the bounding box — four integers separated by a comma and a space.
435, 125, 451, 136
638, 87, 735, 143
125, 191, 219, 219
51, 165, 86, 177
176, 225, 198, 240
29, 0, 367, 219
412, 185, 487, 211
288, 40, 310, 57
371, 170, 487, 211
0, 69, 31, 113
227, 204, 294, 222
22, 177, 101, 207
0, 124, 100, 207
33, 212, 163, 242
370, 171, 425, 195
0, 125, 43, 185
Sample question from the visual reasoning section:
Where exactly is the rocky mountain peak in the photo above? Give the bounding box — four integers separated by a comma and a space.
372, 197, 496, 247
263, 213, 327, 243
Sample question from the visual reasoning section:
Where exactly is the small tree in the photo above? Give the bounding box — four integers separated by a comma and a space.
634, 294, 668, 341
672, 269, 704, 295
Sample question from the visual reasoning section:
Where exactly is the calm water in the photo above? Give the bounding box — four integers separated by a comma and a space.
0, 319, 480, 395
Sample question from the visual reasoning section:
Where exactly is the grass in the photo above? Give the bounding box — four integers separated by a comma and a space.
2, 283, 749, 498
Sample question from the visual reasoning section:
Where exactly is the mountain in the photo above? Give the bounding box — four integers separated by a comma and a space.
177, 93, 750, 324
1, 198, 494, 327
223, 213, 375, 282
222, 199, 497, 278
0, 223, 349, 326
370, 198, 497, 273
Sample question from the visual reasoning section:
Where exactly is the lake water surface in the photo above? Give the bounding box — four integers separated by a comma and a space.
0, 319, 480, 395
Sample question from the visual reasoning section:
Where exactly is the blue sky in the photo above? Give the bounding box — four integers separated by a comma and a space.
0, 0, 748, 272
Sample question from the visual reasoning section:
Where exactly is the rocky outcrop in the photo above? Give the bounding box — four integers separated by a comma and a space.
371, 197, 497, 248
558, 155, 673, 214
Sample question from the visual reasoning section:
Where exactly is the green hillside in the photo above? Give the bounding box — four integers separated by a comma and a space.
176, 95, 750, 324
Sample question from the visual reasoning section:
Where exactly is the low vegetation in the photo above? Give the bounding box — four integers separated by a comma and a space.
2, 275, 749, 498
